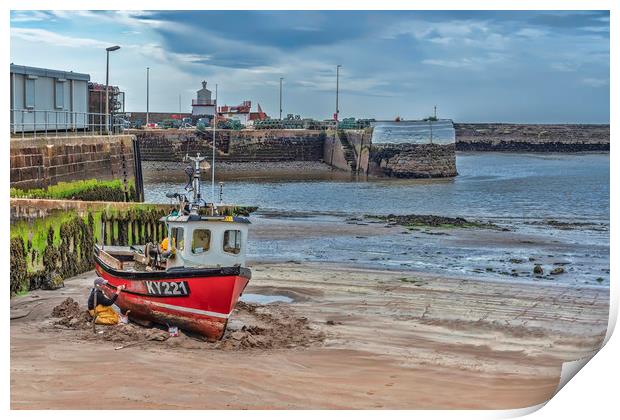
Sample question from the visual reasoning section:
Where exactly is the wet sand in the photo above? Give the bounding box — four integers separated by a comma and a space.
11, 260, 608, 409
142, 160, 349, 182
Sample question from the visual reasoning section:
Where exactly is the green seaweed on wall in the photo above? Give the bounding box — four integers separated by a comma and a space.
10, 178, 137, 202
10, 202, 257, 296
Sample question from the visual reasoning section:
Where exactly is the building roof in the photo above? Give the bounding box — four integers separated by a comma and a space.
10, 64, 90, 81
197, 80, 211, 94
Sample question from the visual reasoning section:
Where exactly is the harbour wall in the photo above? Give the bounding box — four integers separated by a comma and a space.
9, 124, 607, 189
454, 123, 610, 152
368, 143, 458, 178
10, 135, 136, 190
323, 129, 372, 174
133, 129, 325, 162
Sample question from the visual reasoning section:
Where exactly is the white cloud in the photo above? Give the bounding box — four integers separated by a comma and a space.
386, 19, 512, 52
422, 58, 473, 68
10, 11, 52, 22
579, 26, 609, 33
11, 26, 208, 70
46, 10, 172, 30
384, 20, 494, 41
582, 77, 609, 88
515, 28, 547, 38
11, 28, 110, 49
422, 53, 506, 69
551, 62, 579, 72
138, 43, 211, 65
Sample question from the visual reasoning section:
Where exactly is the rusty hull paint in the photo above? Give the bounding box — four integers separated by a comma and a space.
117, 293, 228, 341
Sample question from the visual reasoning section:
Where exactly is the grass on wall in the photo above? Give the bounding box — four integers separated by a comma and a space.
10, 179, 135, 202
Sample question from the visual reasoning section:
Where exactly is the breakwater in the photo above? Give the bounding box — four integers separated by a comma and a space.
369, 143, 457, 178
454, 123, 610, 152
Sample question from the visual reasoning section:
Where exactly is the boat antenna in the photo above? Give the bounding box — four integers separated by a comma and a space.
212, 83, 217, 213
187, 153, 206, 214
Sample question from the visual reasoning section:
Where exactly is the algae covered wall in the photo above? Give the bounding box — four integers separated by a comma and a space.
10, 135, 136, 190
135, 129, 325, 162
369, 143, 457, 178
10, 199, 256, 295
10, 199, 173, 295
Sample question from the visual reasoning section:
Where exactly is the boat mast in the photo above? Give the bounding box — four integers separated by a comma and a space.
187, 153, 206, 214
212, 84, 218, 214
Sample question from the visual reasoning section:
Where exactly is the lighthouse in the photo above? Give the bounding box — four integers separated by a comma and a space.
191, 80, 215, 117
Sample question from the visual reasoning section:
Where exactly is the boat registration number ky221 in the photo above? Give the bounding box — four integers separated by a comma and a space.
144, 280, 189, 296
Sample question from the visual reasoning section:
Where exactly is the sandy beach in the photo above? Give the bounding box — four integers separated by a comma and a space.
11, 258, 608, 409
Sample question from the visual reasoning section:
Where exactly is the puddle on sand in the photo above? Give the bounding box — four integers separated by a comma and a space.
240, 293, 294, 304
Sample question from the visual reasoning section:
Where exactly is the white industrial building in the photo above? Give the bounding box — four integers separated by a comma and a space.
10, 64, 90, 133
191, 81, 215, 117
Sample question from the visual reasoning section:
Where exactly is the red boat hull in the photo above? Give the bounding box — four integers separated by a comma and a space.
94, 257, 251, 341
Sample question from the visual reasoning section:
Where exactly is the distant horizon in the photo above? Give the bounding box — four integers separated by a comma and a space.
10, 10, 610, 124
121, 109, 611, 125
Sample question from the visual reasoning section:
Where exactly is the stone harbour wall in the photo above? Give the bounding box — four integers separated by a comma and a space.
10, 135, 136, 190
342, 129, 372, 173
454, 123, 610, 152
228, 130, 325, 161
132, 129, 229, 161
323, 129, 373, 174
135, 129, 325, 162
369, 143, 457, 178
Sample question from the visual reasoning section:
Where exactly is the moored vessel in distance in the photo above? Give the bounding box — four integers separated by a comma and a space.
94, 154, 251, 340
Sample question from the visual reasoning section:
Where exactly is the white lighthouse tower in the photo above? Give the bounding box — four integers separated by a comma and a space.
191, 81, 215, 117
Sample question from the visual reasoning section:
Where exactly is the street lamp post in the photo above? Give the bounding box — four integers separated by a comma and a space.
105, 45, 120, 134
146, 67, 150, 127
336, 64, 342, 121
279, 77, 284, 120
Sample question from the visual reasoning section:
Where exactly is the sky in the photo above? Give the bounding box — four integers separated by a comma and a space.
10, 10, 610, 123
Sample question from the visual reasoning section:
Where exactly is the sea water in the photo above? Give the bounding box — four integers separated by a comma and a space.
145, 153, 609, 286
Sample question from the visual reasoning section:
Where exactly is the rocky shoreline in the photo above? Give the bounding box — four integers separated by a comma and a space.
454, 123, 609, 152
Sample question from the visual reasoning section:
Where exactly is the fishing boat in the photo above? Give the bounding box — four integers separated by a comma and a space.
93, 154, 251, 340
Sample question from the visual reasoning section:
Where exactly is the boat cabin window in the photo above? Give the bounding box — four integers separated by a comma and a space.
223, 230, 242, 254
192, 229, 211, 254
171, 227, 184, 251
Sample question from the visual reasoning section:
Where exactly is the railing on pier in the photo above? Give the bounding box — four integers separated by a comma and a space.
10, 109, 127, 138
